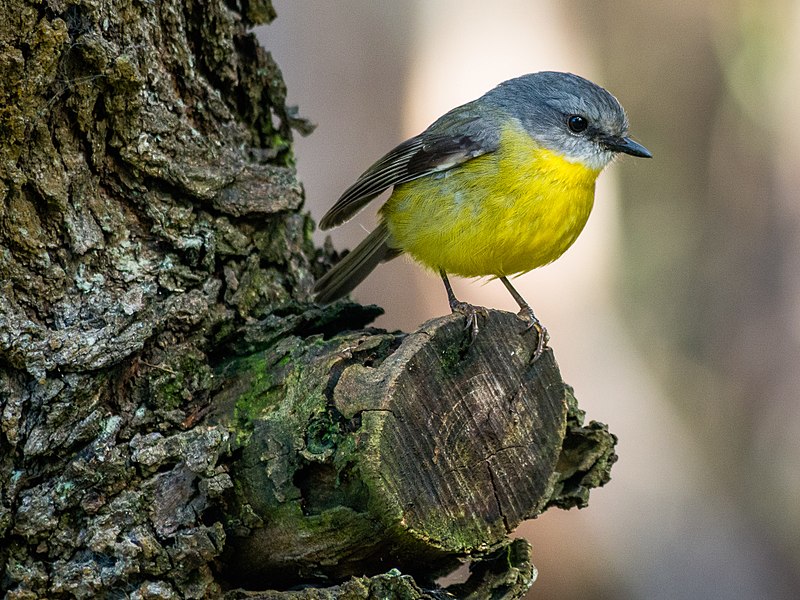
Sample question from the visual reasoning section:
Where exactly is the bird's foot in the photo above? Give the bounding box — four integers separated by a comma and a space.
517, 307, 549, 362
449, 301, 489, 343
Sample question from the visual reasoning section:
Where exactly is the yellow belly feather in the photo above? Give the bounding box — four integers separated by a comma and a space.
381, 124, 602, 278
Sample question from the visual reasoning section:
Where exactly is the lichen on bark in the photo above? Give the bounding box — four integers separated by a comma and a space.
0, 0, 317, 597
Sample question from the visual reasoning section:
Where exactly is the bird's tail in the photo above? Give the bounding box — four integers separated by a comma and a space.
314, 221, 401, 303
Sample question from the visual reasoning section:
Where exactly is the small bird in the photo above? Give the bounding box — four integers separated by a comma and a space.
315, 71, 651, 359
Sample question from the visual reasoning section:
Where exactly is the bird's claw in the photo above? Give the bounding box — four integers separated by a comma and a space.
450, 301, 489, 343
518, 308, 549, 362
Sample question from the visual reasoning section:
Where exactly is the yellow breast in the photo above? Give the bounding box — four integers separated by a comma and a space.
381, 124, 602, 278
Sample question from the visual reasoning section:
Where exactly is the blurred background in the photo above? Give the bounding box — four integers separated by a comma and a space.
258, 1, 800, 598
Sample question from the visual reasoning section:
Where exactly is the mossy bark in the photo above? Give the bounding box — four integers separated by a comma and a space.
0, 0, 310, 597
212, 310, 616, 595
0, 2, 617, 599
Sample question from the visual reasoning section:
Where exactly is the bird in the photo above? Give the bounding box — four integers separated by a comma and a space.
314, 71, 651, 359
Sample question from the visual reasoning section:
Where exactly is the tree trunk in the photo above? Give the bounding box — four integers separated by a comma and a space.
0, 2, 616, 599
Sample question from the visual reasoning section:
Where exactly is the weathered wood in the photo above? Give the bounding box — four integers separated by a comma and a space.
214, 310, 616, 591
223, 539, 536, 600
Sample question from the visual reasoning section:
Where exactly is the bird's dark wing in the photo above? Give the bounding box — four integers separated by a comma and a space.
318, 108, 502, 230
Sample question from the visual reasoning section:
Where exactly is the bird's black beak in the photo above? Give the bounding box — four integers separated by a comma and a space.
602, 135, 652, 158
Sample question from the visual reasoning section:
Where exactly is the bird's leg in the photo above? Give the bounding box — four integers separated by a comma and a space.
499, 276, 549, 361
440, 270, 487, 342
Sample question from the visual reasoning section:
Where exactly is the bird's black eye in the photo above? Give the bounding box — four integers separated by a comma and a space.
567, 115, 589, 133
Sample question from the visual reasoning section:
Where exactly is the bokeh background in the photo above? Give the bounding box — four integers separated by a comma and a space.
257, 1, 800, 598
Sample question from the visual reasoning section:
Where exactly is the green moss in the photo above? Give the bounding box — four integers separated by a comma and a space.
268, 133, 291, 158
332, 434, 359, 470
438, 343, 465, 374
229, 356, 282, 443
147, 348, 213, 410
305, 409, 345, 456
218, 334, 332, 446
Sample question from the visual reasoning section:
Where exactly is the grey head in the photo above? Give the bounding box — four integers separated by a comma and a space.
484, 71, 651, 169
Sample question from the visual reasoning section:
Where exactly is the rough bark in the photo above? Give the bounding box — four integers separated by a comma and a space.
0, 2, 617, 599
0, 0, 309, 597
